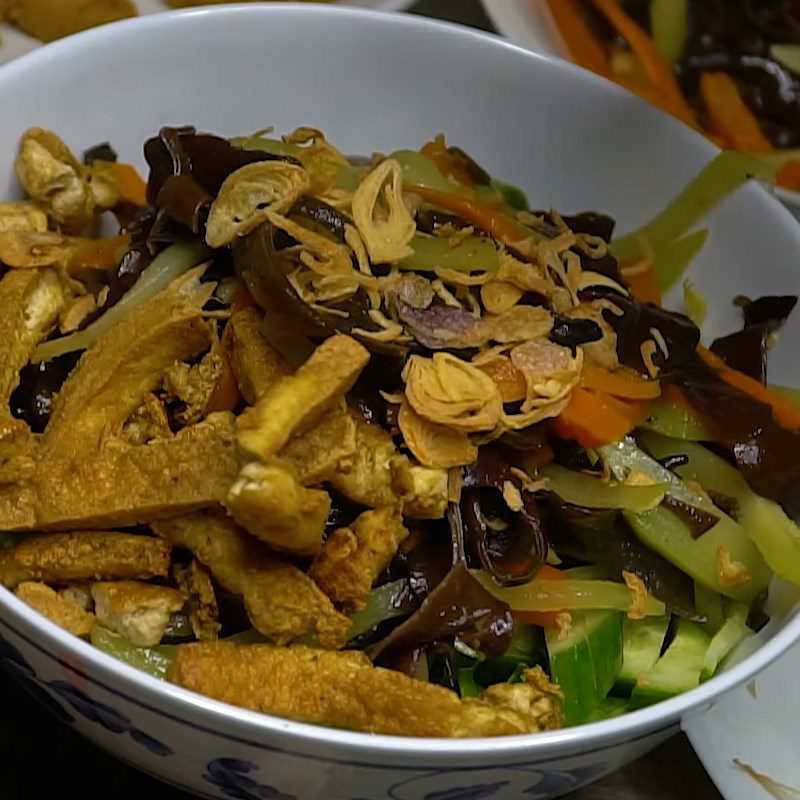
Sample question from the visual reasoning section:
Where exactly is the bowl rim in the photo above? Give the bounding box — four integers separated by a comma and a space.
1, 2, 799, 762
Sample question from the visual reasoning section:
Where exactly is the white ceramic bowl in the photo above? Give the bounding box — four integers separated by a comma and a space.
0, 6, 799, 799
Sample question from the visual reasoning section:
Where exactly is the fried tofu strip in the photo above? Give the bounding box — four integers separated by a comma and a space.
280, 402, 357, 485
173, 560, 220, 642
310, 507, 409, 610
223, 307, 292, 405
92, 581, 185, 647
236, 334, 370, 461
15, 581, 95, 637
153, 513, 350, 649
0, 268, 65, 445
42, 270, 214, 459
3, 414, 237, 531
0, 202, 48, 234
397, 463, 449, 521
0, 532, 170, 589
171, 643, 563, 737
226, 461, 330, 557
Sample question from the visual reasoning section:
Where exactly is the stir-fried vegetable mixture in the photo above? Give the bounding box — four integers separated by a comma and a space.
546, 0, 800, 190
0, 123, 798, 736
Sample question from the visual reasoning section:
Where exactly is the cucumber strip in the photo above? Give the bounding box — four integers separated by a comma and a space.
91, 626, 176, 680
629, 619, 710, 708
614, 615, 671, 695
604, 440, 771, 600
641, 432, 800, 587
701, 603, 750, 681
694, 582, 725, 635
641, 397, 712, 440
579, 696, 629, 724
546, 610, 624, 725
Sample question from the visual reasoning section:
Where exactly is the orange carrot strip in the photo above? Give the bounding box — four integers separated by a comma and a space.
543, 0, 611, 78
776, 159, 800, 192
699, 72, 773, 153
551, 387, 649, 448
621, 259, 662, 305
420, 135, 476, 189
109, 162, 148, 207
590, 0, 698, 128
581, 363, 661, 399
66, 233, 130, 274
514, 565, 568, 629
698, 346, 800, 430
411, 186, 530, 246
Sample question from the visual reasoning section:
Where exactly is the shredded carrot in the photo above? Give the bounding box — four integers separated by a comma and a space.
551, 387, 650, 448
514, 565, 568, 629
109, 162, 148, 207
66, 234, 130, 274
776, 159, 800, 192
621, 258, 662, 305
589, 0, 698, 128
411, 185, 530, 247
420, 135, 476, 188
543, 0, 611, 78
698, 347, 800, 430
699, 72, 773, 154
581, 363, 661, 399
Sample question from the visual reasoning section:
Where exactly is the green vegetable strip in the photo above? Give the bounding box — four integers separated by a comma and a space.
399, 234, 499, 273
655, 228, 708, 292
682, 279, 708, 327
641, 432, 800, 587
629, 619, 710, 708
641, 397, 712, 440
33, 240, 209, 363
347, 579, 409, 640
694, 582, 725, 635
546, 610, 624, 725
473, 571, 666, 616
701, 602, 750, 681
389, 150, 461, 194
540, 463, 667, 511
603, 439, 770, 600
91, 626, 176, 680
650, 0, 689, 64
490, 179, 530, 212
614, 615, 671, 694
611, 152, 773, 262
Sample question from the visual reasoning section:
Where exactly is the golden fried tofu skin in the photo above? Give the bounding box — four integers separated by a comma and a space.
153, 513, 350, 649
0, 532, 170, 589
171, 643, 563, 736
42, 271, 213, 459
236, 334, 369, 461
280, 403, 357, 486
0, 201, 48, 234
173, 560, 220, 642
91, 581, 185, 647
223, 307, 292, 405
15, 581, 95, 637
395, 462, 449, 521
7, 1, 136, 44
226, 460, 330, 557
310, 507, 409, 610
328, 414, 407, 508
0, 268, 66, 447
3, 414, 238, 532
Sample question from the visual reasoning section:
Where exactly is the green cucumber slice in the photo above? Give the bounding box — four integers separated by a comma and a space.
614, 615, 671, 695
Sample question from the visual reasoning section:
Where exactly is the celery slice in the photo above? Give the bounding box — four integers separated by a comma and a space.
650, 0, 689, 64
655, 228, 708, 292
399, 233, 498, 273
641, 396, 712, 440
701, 602, 750, 681
614, 615, 671, 694
694, 582, 725, 635
91, 626, 176, 680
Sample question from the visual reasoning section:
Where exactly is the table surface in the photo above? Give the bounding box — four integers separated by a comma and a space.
0, 1, 722, 798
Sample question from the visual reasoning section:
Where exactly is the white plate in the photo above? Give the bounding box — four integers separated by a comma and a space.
0, 0, 413, 65
685, 641, 800, 799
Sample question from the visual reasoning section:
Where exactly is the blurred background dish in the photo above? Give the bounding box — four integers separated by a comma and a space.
0, 0, 414, 64
482, 0, 800, 219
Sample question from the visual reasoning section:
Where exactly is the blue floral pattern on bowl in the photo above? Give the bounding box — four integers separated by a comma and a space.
204, 758, 298, 800
0, 630, 171, 756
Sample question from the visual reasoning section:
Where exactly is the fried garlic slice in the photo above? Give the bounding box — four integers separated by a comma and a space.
352, 159, 415, 264
205, 161, 310, 248
398, 400, 477, 469
265, 209, 353, 276
0, 230, 75, 268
